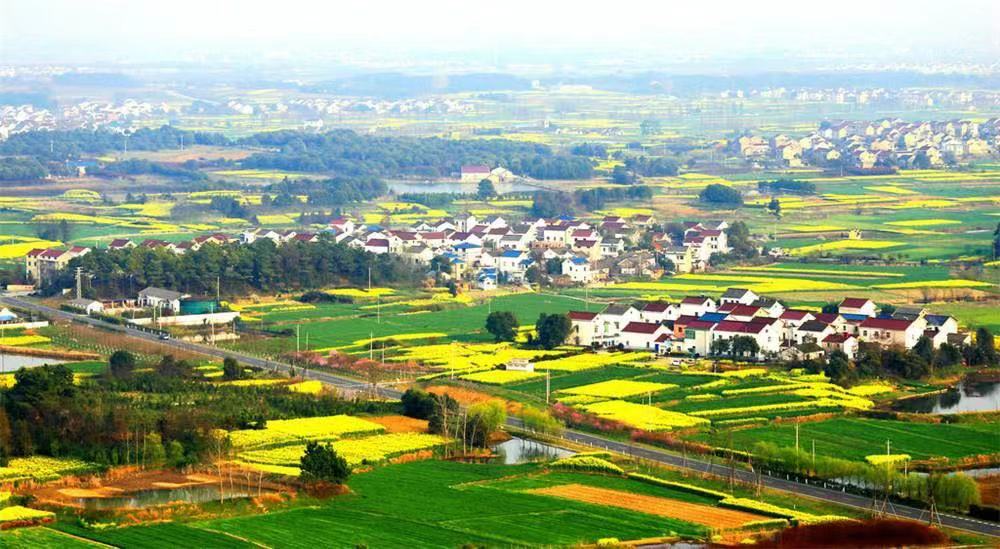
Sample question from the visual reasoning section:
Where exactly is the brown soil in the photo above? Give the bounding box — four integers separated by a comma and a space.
754, 518, 947, 548
426, 385, 522, 414
369, 415, 429, 433
976, 474, 999, 507
529, 483, 766, 529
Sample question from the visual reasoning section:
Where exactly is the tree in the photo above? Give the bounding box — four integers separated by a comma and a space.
485, 311, 519, 342
299, 441, 350, 484
477, 179, 497, 200
726, 221, 757, 259
520, 406, 562, 435
913, 335, 935, 364
824, 350, 854, 385
974, 327, 997, 366
639, 119, 661, 136
699, 184, 743, 207
611, 165, 635, 185
710, 338, 731, 357
880, 303, 897, 317
731, 335, 760, 360
535, 313, 571, 350
108, 350, 136, 380
222, 357, 243, 380
401, 388, 436, 419
156, 355, 193, 378
465, 400, 507, 447
767, 197, 781, 218
994, 222, 1000, 261
821, 303, 839, 314
531, 191, 567, 218
933, 342, 963, 369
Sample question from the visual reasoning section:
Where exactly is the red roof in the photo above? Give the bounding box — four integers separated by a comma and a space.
727, 305, 762, 317
840, 298, 872, 308
780, 310, 812, 321
860, 317, 913, 331
714, 320, 766, 334
39, 249, 65, 259
686, 320, 717, 330
655, 333, 672, 342
681, 296, 710, 305
68, 246, 88, 253
568, 311, 598, 321
421, 231, 446, 240
823, 333, 855, 343
623, 322, 663, 334
109, 239, 131, 248
814, 313, 841, 324
643, 302, 672, 313
25, 248, 46, 258
700, 229, 722, 237
718, 302, 737, 313
462, 165, 490, 174
366, 239, 390, 247
572, 229, 593, 237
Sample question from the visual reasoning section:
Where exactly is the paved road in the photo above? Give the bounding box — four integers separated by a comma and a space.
4, 295, 997, 537
0, 295, 390, 397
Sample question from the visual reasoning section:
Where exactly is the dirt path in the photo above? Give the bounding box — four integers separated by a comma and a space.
529, 483, 765, 529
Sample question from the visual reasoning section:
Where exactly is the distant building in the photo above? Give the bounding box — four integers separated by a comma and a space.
460, 165, 491, 183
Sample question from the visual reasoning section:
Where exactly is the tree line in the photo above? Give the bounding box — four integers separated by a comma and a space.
54, 236, 420, 299
240, 129, 593, 180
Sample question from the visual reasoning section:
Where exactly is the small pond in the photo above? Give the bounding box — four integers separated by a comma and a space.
76, 484, 258, 510
492, 436, 573, 465
892, 380, 999, 414
0, 354, 65, 371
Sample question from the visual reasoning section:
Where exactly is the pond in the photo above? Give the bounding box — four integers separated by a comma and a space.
386, 180, 542, 195
892, 380, 999, 414
75, 484, 259, 510
492, 436, 573, 464
0, 354, 65, 371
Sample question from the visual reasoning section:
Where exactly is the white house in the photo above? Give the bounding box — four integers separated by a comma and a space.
562, 257, 593, 283
640, 301, 677, 323
720, 288, 758, 306
137, 287, 185, 312
619, 322, 671, 351
839, 298, 877, 318
679, 296, 717, 318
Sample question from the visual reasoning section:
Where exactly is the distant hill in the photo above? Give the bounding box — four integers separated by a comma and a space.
304, 72, 532, 98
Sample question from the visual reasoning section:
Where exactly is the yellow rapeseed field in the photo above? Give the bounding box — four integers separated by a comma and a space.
582, 400, 709, 431
562, 379, 677, 399
460, 369, 544, 385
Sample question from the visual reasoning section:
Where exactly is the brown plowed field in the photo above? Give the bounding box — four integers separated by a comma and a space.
529, 483, 765, 529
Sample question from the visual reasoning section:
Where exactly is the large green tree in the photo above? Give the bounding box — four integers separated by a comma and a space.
485, 311, 519, 342
299, 441, 350, 484
535, 313, 571, 350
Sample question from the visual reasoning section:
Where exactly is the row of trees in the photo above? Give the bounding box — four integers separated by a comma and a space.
56, 236, 419, 299
0, 353, 393, 467
401, 389, 507, 449
0, 126, 228, 161
240, 129, 592, 180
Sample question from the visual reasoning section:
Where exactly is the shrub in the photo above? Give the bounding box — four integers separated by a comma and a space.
299, 441, 350, 485
551, 456, 624, 475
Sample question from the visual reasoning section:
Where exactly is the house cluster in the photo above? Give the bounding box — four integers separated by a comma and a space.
737, 118, 1000, 169
567, 289, 966, 361
28, 211, 733, 292
0, 100, 172, 140
24, 246, 91, 283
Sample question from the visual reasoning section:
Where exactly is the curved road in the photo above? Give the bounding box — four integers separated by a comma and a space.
3, 295, 997, 538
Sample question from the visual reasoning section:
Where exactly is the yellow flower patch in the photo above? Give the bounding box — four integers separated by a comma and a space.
0, 240, 64, 259
885, 219, 960, 227
460, 369, 544, 385
562, 380, 677, 399
873, 279, 993, 289
0, 335, 51, 346
534, 352, 648, 372
789, 240, 904, 255
582, 400, 709, 431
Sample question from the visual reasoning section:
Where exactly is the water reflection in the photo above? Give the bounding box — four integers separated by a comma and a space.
76, 485, 259, 510
0, 354, 65, 371
893, 381, 999, 414
492, 436, 573, 464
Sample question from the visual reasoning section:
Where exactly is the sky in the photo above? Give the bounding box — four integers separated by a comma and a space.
2, 0, 998, 67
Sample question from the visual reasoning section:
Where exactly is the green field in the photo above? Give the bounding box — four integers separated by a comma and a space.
0, 527, 105, 548
689, 417, 999, 461
233, 292, 586, 353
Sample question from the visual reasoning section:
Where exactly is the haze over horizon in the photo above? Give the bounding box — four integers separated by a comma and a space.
2, 0, 998, 69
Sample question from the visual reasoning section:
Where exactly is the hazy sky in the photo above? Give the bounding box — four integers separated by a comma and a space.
2, 0, 998, 66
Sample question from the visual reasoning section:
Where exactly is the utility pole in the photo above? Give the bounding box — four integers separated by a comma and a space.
296, 325, 300, 353
795, 423, 800, 453
545, 370, 551, 404
75, 267, 83, 300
